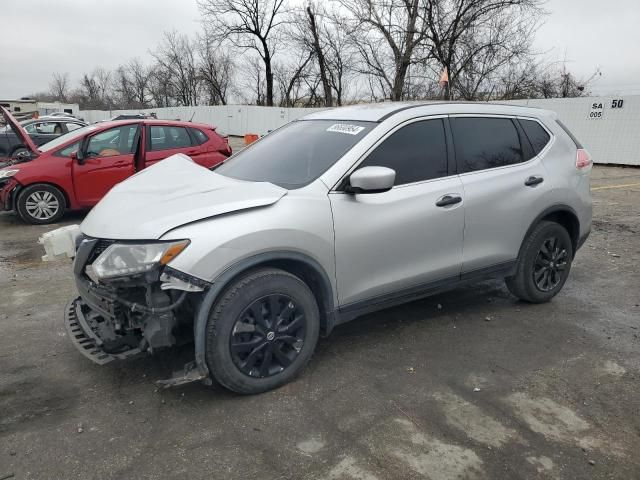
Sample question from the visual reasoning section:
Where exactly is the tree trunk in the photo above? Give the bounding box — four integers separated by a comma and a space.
262, 41, 274, 106
391, 58, 410, 101
307, 7, 333, 107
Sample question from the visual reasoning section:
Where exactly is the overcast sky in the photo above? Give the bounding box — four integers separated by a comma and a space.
1, 0, 639, 99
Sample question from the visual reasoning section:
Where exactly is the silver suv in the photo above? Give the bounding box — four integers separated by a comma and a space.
65, 102, 592, 394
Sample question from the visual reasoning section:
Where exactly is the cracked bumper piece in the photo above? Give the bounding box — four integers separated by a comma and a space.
66, 237, 211, 386
64, 296, 142, 365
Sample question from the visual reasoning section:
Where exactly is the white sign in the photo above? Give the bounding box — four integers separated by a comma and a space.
327, 124, 366, 135
589, 102, 604, 119
611, 99, 624, 109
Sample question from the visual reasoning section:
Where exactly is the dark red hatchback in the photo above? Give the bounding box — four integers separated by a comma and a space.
0, 107, 231, 224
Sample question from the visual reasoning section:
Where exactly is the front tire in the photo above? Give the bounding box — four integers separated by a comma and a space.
506, 221, 573, 303
12, 146, 29, 158
205, 268, 320, 394
16, 184, 66, 224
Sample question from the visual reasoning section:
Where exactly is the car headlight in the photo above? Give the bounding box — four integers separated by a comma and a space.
0, 169, 19, 178
91, 240, 189, 279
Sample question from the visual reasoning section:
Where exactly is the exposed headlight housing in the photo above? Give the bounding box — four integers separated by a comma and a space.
0, 169, 19, 178
91, 240, 189, 279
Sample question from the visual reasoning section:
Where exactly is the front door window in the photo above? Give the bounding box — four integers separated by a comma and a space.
86, 125, 139, 158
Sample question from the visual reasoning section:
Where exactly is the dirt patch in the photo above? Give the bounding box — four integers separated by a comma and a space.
0, 377, 80, 434
432, 390, 518, 448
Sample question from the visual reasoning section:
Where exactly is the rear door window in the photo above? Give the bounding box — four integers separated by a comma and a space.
149, 126, 193, 151
25, 122, 57, 134
149, 126, 167, 150
451, 117, 524, 173
519, 119, 551, 155
167, 127, 192, 148
66, 122, 84, 132
357, 119, 449, 185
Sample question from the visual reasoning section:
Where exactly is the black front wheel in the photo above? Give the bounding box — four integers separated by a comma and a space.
506, 221, 574, 303
206, 268, 320, 394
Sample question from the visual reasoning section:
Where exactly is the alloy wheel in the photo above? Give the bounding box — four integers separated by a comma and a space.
533, 236, 569, 292
25, 191, 60, 220
230, 294, 306, 378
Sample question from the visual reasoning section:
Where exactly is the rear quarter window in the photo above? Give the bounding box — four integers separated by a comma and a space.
519, 119, 551, 155
190, 128, 209, 145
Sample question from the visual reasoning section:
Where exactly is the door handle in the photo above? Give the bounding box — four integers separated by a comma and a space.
435, 195, 462, 207
186, 149, 198, 155
524, 176, 544, 187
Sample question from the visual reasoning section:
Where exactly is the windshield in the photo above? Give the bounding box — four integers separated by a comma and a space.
215, 120, 376, 189
39, 124, 98, 152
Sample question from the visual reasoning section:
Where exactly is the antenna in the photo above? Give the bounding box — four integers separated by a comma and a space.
189, 111, 196, 122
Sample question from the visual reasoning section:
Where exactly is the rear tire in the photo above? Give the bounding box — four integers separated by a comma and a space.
16, 184, 66, 225
506, 221, 573, 303
205, 268, 320, 394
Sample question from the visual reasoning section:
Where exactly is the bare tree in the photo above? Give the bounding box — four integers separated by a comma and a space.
37, 0, 594, 109
304, 4, 332, 106
336, 0, 431, 101
92, 67, 112, 108
450, 9, 538, 100
198, 34, 235, 105
112, 66, 135, 108
126, 59, 152, 107
152, 31, 200, 106
148, 65, 176, 108
237, 57, 268, 105
423, 0, 544, 100
198, 0, 287, 106
527, 64, 601, 99
275, 52, 314, 106
49, 72, 70, 101
322, 16, 355, 106
76, 75, 99, 109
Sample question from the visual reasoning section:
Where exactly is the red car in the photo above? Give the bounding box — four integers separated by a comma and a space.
0, 107, 231, 224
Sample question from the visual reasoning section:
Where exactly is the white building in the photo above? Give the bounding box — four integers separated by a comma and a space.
0, 98, 80, 119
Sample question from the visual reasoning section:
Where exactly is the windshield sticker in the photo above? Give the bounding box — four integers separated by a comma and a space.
327, 124, 366, 135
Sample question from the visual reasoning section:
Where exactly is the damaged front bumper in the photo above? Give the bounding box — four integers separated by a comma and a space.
66, 236, 211, 386
0, 177, 20, 212
64, 296, 143, 365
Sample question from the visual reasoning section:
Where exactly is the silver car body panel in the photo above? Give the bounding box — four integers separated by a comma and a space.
326, 114, 465, 305
161, 179, 338, 303
451, 114, 555, 273
80, 102, 592, 315
330, 175, 465, 305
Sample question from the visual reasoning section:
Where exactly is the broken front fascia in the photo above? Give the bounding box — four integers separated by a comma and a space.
64, 236, 210, 376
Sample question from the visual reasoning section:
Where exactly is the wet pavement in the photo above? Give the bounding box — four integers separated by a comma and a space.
1, 165, 639, 480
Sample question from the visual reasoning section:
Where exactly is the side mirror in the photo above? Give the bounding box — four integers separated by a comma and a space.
346, 166, 395, 194
70, 150, 85, 165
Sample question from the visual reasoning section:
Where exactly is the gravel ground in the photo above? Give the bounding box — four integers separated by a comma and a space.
1, 165, 639, 480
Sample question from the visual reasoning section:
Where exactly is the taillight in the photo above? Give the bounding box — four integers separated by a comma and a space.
576, 149, 592, 169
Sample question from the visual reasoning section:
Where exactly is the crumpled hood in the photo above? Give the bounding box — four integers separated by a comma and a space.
81, 154, 287, 240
